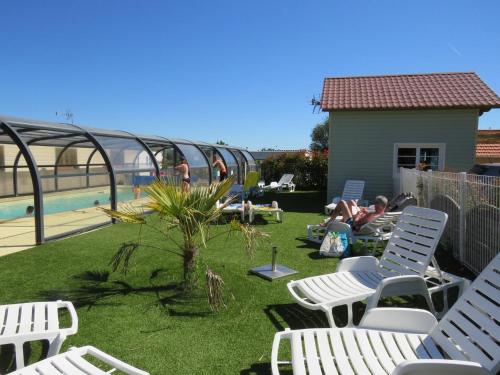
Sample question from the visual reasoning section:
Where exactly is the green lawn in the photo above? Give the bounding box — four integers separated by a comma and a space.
0, 191, 471, 374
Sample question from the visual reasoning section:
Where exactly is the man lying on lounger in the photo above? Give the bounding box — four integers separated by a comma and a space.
321, 195, 388, 231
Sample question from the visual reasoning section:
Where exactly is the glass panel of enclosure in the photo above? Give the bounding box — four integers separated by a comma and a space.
175, 143, 210, 185
93, 136, 155, 172
155, 145, 176, 180
232, 150, 247, 183
216, 147, 238, 182
241, 150, 257, 172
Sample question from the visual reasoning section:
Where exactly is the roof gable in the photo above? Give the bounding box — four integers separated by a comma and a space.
321, 72, 500, 111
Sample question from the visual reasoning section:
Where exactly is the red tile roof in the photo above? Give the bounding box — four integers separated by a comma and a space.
321, 72, 500, 111
476, 143, 500, 157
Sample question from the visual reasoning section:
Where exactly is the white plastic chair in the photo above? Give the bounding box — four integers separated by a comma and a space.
0, 300, 78, 369
290, 206, 453, 327
272, 252, 500, 375
352, 211, 402, 250
325, 180, 366, 214
9, 345, 149, 375
263, 174, 295, 192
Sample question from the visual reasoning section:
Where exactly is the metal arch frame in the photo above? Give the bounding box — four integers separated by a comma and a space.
71, 126, 118, 213
175, 139, 213, 185
149, 139, 183, 176
213, 148, 230, 182
11, 134, 88, 195
0, 122, 45, 244
53, 139, 90, 191
121, 131, 160, 177
226, 148, 243, 184
85, 148, 100, 187
215, 146, 239, 183
233, 149, 250, 183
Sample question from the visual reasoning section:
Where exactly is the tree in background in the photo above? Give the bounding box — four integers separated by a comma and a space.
310, 117, 329, 151
216, 140, 227, 145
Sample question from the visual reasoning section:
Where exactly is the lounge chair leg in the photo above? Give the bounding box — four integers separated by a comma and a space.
15, 342, 25, 369
47, 334, 64, 357
324, 308, 338, 328
347, 304, 354, 327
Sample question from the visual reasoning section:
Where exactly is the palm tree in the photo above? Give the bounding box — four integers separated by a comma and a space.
102, 177, 267, 309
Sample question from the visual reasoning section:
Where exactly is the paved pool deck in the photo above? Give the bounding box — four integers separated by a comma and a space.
0, 195, 149, 257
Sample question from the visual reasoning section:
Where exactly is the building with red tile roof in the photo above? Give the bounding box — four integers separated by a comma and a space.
476, 143, 500, 163
320, 72, 500, 200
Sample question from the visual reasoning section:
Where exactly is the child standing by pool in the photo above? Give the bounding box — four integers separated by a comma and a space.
133, 185, 141, 199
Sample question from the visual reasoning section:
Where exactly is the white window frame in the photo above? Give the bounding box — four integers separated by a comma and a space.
393, 143, 446, 175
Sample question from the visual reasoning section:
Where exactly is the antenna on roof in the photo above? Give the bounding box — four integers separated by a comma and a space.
55, 110, 74, 124
311, 95, 321, 114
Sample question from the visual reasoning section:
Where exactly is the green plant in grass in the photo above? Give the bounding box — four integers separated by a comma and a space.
101, 177, 268, 311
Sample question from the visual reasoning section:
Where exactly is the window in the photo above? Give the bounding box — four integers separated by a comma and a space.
394, 143, 445, 174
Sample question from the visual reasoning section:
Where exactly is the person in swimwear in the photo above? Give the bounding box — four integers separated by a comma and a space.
212, 155, 227, 182
323, 195, 388, 232
175, 158, 190, 192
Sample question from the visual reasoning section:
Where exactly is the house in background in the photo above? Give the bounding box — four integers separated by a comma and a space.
320, 72, 500, 201
476, 129, 500, 163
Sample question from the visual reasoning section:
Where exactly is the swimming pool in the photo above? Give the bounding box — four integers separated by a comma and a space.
0, 189, 144, 220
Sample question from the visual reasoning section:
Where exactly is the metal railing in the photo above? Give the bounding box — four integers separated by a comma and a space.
399, 167, 500, 274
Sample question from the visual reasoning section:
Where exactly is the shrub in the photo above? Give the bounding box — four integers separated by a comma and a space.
260, 152, 328, 190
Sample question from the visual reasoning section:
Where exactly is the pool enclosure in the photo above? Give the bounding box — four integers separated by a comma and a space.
0, 115, 256, 246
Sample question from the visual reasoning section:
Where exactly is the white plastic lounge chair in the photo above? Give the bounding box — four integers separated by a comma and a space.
307, 211, 400, 246
272, 252, 500, 375
10, 345, 149, 375
218, 200, 245, 222
352, 211, 402, 250
264, 174, 295, 192
325, 180, 366, 214
248, 201, 283, 223
289, 206, 453, 327
0, 300, 78, 369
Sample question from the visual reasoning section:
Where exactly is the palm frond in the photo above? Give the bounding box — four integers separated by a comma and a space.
205, 268, 226, 312
100, 204, 146, 224
230, 220, 270, 257
109, 241, 141, 273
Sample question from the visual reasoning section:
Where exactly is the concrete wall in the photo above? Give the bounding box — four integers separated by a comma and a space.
327, 109, 479, 201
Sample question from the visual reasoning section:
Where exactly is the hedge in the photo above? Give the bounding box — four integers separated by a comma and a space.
259, 153, 328, 190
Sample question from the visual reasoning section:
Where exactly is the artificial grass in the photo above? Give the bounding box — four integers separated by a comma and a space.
0, 191, 472, 374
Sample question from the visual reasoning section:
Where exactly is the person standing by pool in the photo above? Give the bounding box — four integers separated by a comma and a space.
212, 155, 227, 181
175, 159, 190, 192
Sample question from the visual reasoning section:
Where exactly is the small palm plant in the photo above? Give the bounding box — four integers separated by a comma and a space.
101, 177, 268, 310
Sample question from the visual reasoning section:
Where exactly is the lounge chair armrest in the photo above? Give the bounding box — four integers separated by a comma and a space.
80, 346, 150, 375
359, 308, 437, 333
336, 256, 379, 272
57, 300, 78, 336
393, 359, 488, 375
367, 275, 432, 311
286, 282, 318, 309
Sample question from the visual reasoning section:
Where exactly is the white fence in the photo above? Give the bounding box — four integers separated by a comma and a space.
400, 168, 500, 274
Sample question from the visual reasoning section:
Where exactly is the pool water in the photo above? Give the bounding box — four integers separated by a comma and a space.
0, 189, 144, 220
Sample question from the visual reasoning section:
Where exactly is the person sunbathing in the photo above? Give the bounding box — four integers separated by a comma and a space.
323, 195, 388, 232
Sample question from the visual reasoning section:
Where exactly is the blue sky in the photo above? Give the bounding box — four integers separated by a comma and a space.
0, 0, 499, 150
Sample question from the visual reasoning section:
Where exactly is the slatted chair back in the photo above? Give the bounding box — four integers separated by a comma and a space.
355, 211, 401, 236
341, 180, 365, 202
378, 206, 448, 278
278, 174, 294, 186
276, 174, 290, 185
430, 252, 500, 373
